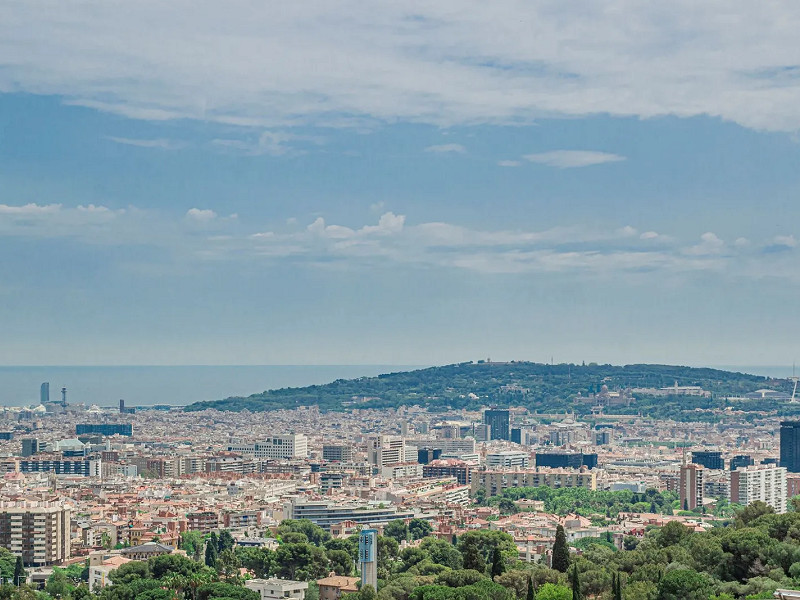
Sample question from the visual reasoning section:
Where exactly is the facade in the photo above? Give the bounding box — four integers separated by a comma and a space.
19, 458, 101, 477
730, 455, 755, 471
76, 423, 133, 436
187, 511, 219, 533
692, 451, 724, 470
535, 452, 597, 470
120, 542, 173, 561
368, 435, 405, 467
423, 459, 472, 485
679, 463, 704, 510
359, 529, 378, 591
322, 445, 353, 462
228, 434, 309, 460
0, 502, 71, 566
417, 448, 442, 464
317, 575, 359, 600
245, 579, 308, 600
486, 451, 530, 469
483, 409, 510, 441
781, 421, 800, 473
21, 438, 39, 457
40, 382, 49, 404
471, 469, 596, 496
730, 465, 787, 513
288, 499, 414, 530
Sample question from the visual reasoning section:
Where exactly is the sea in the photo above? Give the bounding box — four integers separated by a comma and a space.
0, 364, 792, 409
0, 365, 421, 408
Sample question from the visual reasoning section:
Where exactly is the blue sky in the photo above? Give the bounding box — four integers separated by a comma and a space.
1, 2, 800, 366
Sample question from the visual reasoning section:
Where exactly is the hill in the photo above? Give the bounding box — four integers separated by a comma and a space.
183, 361, 794, 418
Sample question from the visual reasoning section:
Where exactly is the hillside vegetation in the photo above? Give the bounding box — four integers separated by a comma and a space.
184, 361, 791, 416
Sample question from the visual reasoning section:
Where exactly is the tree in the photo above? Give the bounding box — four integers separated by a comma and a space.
656, 569, 711, 600
526, 575, 535, 600
497, 498, 519, 515
278, 519, 331, 546
420, 538, 462, 570
656, 521, 690, 547
569, 566, 580, 600
218, 530, 235, 553
45, 570, 73, 598
385, 520, 410, 544
205, 538, 218, 568
274, 543, 329, 581
460, 537, 486, 573
534, 583, 571, 600
491, 548, 505, 579
217, 548, 242, 582
551, 526, 569, 573
736, 500, 775, 527
409, 519, 433, 541
13, 557, 24, 586
328, 550, 353, 576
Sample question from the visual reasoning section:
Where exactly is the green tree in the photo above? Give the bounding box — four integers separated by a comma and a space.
12, 557, 24, 586
218, 530, 236, 553
569, 566, 580, 600
526, 575, 535, 600
656, 521, 690, 547
420, 538, 462, 570
491, 548, 505, 579
274, 543, 329, 581
385, 520, 410, 544
460, 537, 486, 573
409, 519, 433, 541
217, 548, 242, 582
534, 583, 571, 600
205, 538, 218, 568
656, 569, 711, 600
551, 526, 569, 573
278, 520, 331, 546
328, 549, 353, 576
45, 570, 73, 598
237, 547, 274, 578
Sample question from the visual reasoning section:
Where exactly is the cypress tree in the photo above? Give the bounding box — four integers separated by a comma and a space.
615, 572, 622, 600
13, 556, 24, 585
570, 565, 581, 600
461, 538, 486, 573
204, 539, 218, 568
552, 525, 570, 573
490, 547, 506, 578
526, 574, 535, 600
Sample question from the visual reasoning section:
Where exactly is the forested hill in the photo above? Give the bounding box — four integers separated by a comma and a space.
183, 361, 791, 414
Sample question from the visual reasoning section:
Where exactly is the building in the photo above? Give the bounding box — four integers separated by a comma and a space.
535, 452, 597, 470
680, 463, 704, 510
368, 435, 405, 467
359, 529, 378, 591
511, 428, 522, 444
120, 542, 174, 561
40, 382, 49, 404
781, 421, 800, 473
0, 502, 71, 566
322, 445, 353, 462
417, 448, 442, 465
692, 451, 724, 470
730, 465, 787, 513
21, 438, 39, 457
317, 575, 359, 600
19, 458, 101, 477
287, 499, 414, 530
228, 434, 309, 460
595, 430, 612, 446
483, 409, 510, 441
486, 451, 530, 469
76, 423, 133, 437
730, 455, 755, 471
471, 469, 596, 496
473, 424, 491, 442
423, 459, 472, 485
245, 579, 308, 600
187, 511, 219, 533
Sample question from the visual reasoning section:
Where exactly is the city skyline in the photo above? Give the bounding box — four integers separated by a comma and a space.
2, 4, 800, 365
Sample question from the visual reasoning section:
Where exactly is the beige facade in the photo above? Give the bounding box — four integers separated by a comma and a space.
470, 469, 596, 496
0, 502, 71, 566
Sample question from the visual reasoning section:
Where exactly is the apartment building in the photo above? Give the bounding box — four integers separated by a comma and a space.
187, 511, 219, 533
322, 445, 354, 462
287, 498, 414, 530
0, 502, 71, 566
730, 465, 787, 513
486, 451, 530, 469
228, 434, 309, 460
471, 469, 596, 496
680, 464, 704, 511
368, 435, 405, 467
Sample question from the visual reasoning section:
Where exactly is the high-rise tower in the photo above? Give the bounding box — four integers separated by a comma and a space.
780, 421, 800, 473
358, 529, 377, 591
483, 409, 510, 441
40, 382, 49, 404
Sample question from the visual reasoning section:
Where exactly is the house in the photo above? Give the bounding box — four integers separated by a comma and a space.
317, 574, 360, 600
245, 578, 308, 600
120, 542, 173, 561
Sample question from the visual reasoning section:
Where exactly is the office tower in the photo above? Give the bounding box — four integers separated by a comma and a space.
227, 434, 308, 459
322, 444, 354, 462
40, 382, 49, 404
691, 451, 724, 470
473, 424, 491, 442
417, 448, 442, 465
730, 455, 754, 471
535, 452, 597, 470
595, 430, 612, 446
0, 502, 71, 566
76, 424, 134, 437
400, 422, 410, 436
511, 428, 522, 444
781, 421, 800, 473
730, 465, 787, 513
483, 409, 510, 441
680, 463, 704, 510
359, 529, 378, 591
368, 435, 405, 467
21, 438, 39, 457
486, 451, 529, 468
119, 399, 125, 414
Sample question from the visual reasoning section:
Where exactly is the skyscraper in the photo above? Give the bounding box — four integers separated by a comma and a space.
358, 529, 377, 591
40, 382, 49, 404
483, 409, 510, 441
781, 421, 800, 473
680, 463, 704, 510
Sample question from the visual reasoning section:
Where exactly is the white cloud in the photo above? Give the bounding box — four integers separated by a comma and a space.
6, 3, 800, 131
106, 136, 183, 149
0, 203, 62, 215
685, 232, 725, 255
523, 150, 626, 168
185, 208, 217, 222
424, 144, 466, 154
497, 160, 521, 167
773, 234, 797, 248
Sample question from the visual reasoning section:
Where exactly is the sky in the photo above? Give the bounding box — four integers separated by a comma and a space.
1, 1, 800, 366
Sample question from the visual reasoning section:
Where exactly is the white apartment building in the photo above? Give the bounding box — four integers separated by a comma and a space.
368, 435, 406, 467
486, 451, 530, 469
730, 465, 787, 513
228, 434, 309, 460
245, 578, 308, 600
0, 502, 71, 566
